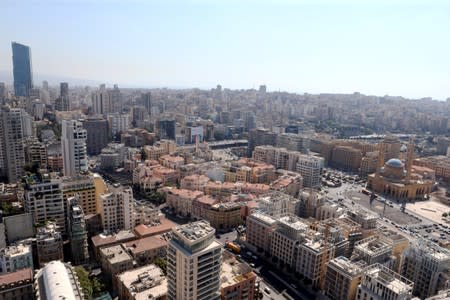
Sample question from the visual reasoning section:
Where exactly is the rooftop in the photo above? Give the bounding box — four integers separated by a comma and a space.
173, 220, 215, 242
117, 265, 167, 300
134, 217, 177, 238
0, 268, 33, 287
364, 264, 413, 294
328, 256, 365, 277
100, 244, 133, 265
125, 236, 168, 255
91, 230, 137, 249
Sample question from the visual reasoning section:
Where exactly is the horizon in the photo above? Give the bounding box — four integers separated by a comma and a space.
2, 1, 450, 100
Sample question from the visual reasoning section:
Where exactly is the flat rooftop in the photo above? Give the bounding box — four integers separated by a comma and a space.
250, 212, 277, 225
173, 220, 215, 242
100, 244, 132, 264
117, 264, 167, 300
329, 257, 365, 276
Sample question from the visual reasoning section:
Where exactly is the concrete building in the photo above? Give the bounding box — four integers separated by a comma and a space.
206, 202, 244, 232
330, 145, 362, 172
34, 260, 85, 300
24, 173, 65, 231
323, 256, 365, 300
414, 155, 450, 183
296, 154, 324, 188
180, 174, 210, 191
0, 244, 33, 274
107, 112, 130, 137
245, 212, 277, 255
0, 268, 33, 300
100, 143, 127, 170
124, 235, 168, 267
357, 263, 413, 300
98, 185, 135, 232
248, 128, 276, 157
220, 251, 256, 300
99, 244, 134, 289
61, 119, 88, 177
117, 264, 168, 300
351, 235, 394, 267
276, 133, 310, 153
82, 117, 109, 155
62, 175, 97, 216
24, 136, 47, 170
0, 106, 27, 183
36, 222, 64, 267
167, 220, 222, 300
256, 191, 300, 218
67, 196, 89, 265
401, 239, 450, 299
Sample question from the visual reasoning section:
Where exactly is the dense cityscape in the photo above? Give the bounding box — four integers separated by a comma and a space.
2, 5, 450, 298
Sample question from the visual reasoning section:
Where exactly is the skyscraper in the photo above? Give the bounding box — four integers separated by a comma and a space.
0, 106, 26, 183
167, 220, 222, 300
11, 42, 33, 97
61, 120, 88, 177
55, 82, 70, 111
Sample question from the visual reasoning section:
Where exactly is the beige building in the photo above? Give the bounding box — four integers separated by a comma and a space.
220, 251, 256, 300
62, 174, 97, 215
351, 235, 394, 267
124, 235, 168, 266
206, 202, 243, 232
245, 212, 277, 255
323, 257, 365, 300
164, 188, 203, 218
98, 185, 135, 232
180, 174, 210, 191
100, 244, 134, 288
167, 221, 222, 300
117, 264, 168, 300
414, 155, 450, 183
330, 145, 362, 172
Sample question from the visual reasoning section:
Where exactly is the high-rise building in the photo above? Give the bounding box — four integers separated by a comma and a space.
67, 196, 89, 265
12, 42, 33, 97
42, 80, 48, 91
357, 263, 413, 300
142, 92, 152, 114
159, 119, 176, 140
401, 239, 450, 299
109, 84, 122, 113
0, 106, 27, 183
36, 222, 64, 267
81, 117, 109, 155
248, 128, 277, 157
62, 175, 98, 216
61, 119, 88, 177
167, 220, 222, 300
34, 260, 85, 299
107, 113, 130, 137
23, 173, 66, 231
296, 155, 324, 188
55, 82, 70, 111
92, 84, 110, 115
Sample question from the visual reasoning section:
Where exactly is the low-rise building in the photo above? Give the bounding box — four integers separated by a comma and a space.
124, 235, 168, 266
0, 244, 33, 274
117, 264, 168, 300
0, 268, 33, 300
99, 244, 134, 288
220, 251, 256, 300
36, 222, 64, 267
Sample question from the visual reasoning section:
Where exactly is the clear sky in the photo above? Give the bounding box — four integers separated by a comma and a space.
1, 0, 449, 99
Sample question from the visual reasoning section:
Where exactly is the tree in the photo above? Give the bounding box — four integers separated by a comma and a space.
443, 213, 448, 218
74, 266, 93, 299
154, 257, 167, 275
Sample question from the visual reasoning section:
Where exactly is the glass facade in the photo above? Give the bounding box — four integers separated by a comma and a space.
12, 42, 33, 97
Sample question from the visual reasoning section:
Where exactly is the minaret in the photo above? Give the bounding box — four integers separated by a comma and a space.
375, 143, 386, 179
405, 143, 414, 182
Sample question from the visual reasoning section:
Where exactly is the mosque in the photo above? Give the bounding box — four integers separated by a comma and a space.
367, 143, 434, 201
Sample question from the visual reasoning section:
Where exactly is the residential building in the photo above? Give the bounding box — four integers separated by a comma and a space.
220, 251, 256, 300
61, 119, 88, 177
62, 175, 97, 216
180, 174, 210, 191
117, 264, 168, 300
167, 220, 222, 300
0, 106, 27, 183
401, 239, 450, 299
248, 128, 276, 157
0, 268, 33, 300
82, 117, 109, 155
357, 263, 413, 300
36, 222, 64, 267
99, 244, 134, 288
98, 185, 135, 232
107, 112, 130, 137
34, 260, 85, 300
100, 143, 127, 170
12, 42, 33, 97
124, 235, 168, 266
330, 146, 362, 172
351, 235, 394, 267
67, 196, 89, 265
245, 212, 277, 255
23, 173, 65, 231
296, 155, 324, 188
323, 257, 365, 300
0, 244, 33, 274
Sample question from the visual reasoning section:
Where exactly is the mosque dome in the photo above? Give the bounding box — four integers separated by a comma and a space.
386, 158, 404, 168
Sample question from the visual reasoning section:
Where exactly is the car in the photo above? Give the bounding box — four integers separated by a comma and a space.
250, 263, 255, 268
264, 287, 271, 294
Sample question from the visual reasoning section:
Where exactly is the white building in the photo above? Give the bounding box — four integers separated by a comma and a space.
0, 244, 33, 274
34, 260, 84, 300
61, 119, 87, 177
24, 173, 65, 232
296, 155, 324, 188
98, 185, 134, 232
167, 220, 222, 300
0, 106, 27, 183
107, 113, 130, 137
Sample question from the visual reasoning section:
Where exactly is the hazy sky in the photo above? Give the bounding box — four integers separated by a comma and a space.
1, 0, 450, 99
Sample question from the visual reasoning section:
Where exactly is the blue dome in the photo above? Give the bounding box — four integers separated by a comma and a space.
386, 158, 403, 168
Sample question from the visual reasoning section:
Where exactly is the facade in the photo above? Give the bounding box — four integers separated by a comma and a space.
107, 112, 130, 137
55, 82, 70, 111
124, 235, 167, 266
296, 155, 324, 188
248, 128, 277, 157
330, 146, 362, 172
117, 264, 168, 300
98, 185, 135, 232
0, 268, 33, 300
0, 244, 33, 274
61, 119, 88, 177
206, 202, 244, 232
351, 235, 394, 266
36, 222, 64, 267
82, 117, 109, 155
62, 175, 97, 216
99, 244, 134, 288
323, 257, 365, 300
220, 252, 256, 300
167, 220, 222, 300
401, 239, 450, 299
34, 260, 84, 300
12, 42, 33, 97
100, 143, 127, 170
0, 106, 26, 183
245, 212, 277, 255
357, 263, 413, 300
24, 173, 66, 231
414, 156, 450, 183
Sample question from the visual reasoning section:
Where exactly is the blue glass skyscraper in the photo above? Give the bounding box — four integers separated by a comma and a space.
12, 42, 33, 97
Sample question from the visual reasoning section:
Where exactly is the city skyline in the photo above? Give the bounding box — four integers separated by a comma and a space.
1, 1, 450, 100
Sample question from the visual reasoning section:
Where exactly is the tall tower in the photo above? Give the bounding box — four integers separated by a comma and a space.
375, 143, 386, 179
11, 42, 33, 97
405, 143, 414, 182
0, 106, 26, 183
167, 220, 222, 300
61, 120, 88, 177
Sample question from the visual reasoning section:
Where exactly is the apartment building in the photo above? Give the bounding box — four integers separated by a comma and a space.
323, 257, 365, 300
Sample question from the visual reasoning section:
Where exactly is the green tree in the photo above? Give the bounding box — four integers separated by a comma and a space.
74, 266, 93, 299
154, 257, 167, 275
